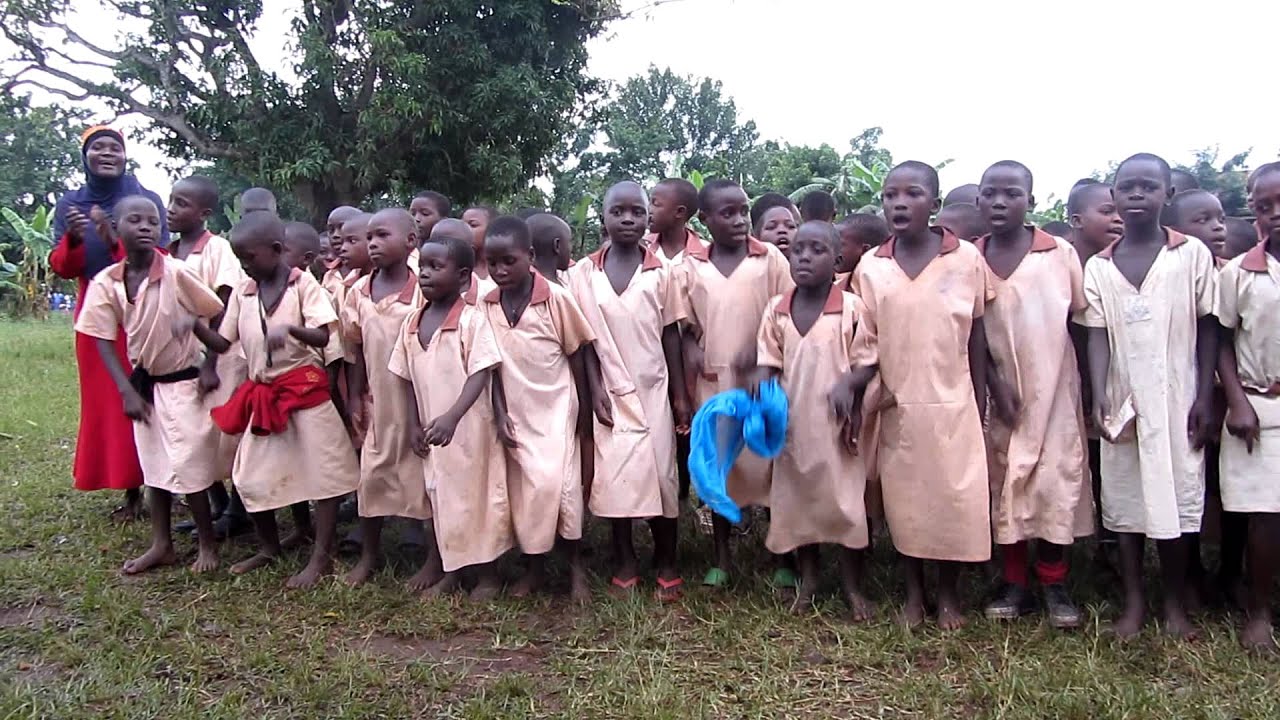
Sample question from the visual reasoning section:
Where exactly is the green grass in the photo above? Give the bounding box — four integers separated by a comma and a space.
1, 317, 1277, 719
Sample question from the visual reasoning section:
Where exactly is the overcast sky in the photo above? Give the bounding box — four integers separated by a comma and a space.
48, 0, 1280, 207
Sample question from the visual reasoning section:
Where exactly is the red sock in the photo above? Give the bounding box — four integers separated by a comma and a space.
1001, 542, 1029, 587
1035, 558, 1068, 586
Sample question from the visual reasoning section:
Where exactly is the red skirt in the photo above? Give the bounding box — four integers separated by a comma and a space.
71, 284, 143, 492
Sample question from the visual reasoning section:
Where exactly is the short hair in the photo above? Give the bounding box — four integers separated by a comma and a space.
1166, 189, 1219, 227
603, 180, 647, 208
177, 175, 220, 210
797, 220, 840, 251
240, 187, 277, 214
528, 213, 572, 259
283, 221, 321, 255
890, 161, 940, 198
655, 178, 699, 217
114, 194, 159, 218
1224, 217, 1259, 259
370, 207, 417, 237
1067, 179, 1110, 216
232, 211, 285, 247
837, 213, 890, 247
697, 178, 744, 213
327, 205, 363, 225
1042, 220, 1072, 237
424, 219, 476, 270
341, 212, 373, 232
799, 191, 836, 222
982, 160, 1034, 193
1170, 168, 1201, 192
1249, 162, 1280, 192
485, 215, 531, 249
750, 192, 795, 229
463, 205, 499, 222
413, 190, 452, 216
935, 203, 986, 240
1115, 153, 1172, 187
943, 183, 979, 206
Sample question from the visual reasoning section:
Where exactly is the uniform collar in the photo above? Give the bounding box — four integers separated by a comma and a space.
776, 284, 844, 316
107, 248, 166, 282
243, 267, 303, 295
410, 287, 478, 333
342, 268, 366, 288
1241, 241, 1274, 273
686, 235, 768, 261
189, 230, 214, 254
974, 226, 1058, 254
875, 226, 961, 258
1095, 227, 1189, 259
587, 243, 663, 271
483, 269, 552, 305
360, 266, 418, 305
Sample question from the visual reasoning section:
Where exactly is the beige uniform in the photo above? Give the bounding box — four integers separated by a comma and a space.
471, 272, 498, 299
75, 251, 225, 495
677, 237, 793, 507
757, 286, 869, 553
220, 268, 358, 512
843, 269, 885, 522
979, 230, 1094, 545
321, 266, 346, 310
342, 269, 429, 520
389, 293, 512, 570
646, 227, 707, 265
568, 246, 686, 520
179, 231, 248, 478
482, 271, 595, 554
1216, 242, 1280, 513
1079, 229, 1216, 538
851, 229, 993, 562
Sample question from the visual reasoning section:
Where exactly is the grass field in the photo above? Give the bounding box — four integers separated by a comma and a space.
1, 317, 1278, 719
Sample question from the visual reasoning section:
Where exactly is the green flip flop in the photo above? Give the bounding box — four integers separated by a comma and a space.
771, 567, 798, 589
703, 567, 730, 587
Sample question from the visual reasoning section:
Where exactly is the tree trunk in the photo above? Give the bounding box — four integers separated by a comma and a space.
293, 176, 360, 228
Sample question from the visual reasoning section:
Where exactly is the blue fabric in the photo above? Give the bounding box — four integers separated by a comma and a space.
688, 379, 789, 523
53, 158, 167, 280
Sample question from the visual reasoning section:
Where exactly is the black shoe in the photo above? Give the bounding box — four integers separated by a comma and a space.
1043, 584, 1082, 629
175, 518, 199, 534
195, 511, 252, 541
337, 495, 359, 523
984, 582, 1035, 620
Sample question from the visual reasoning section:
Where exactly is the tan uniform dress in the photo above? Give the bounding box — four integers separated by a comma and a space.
321, 266, 346, 310
483, 271, 595, 554
389, 293, 513, 570
471, 272, 498, 299
677, 237, 793, 507
1079, 229, 1216, 538
75, 252, 225, 495
842, 269, 885, 522
342, 268, 429, 520
220, 268, 359, 512
568, 246, 686, 520
179, 231, 248, 478
646, 227, 707, 265
1217, 242, 1280, 513
757, 286, 869, 553
850, 229, 994, 562
978, 230, 1094, 545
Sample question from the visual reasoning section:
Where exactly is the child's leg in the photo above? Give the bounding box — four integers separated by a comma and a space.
650, 516, 682, 600
211, 487, 252, 539
791, 545, 820, 614
122, 488, 178, 574
565, 538, 590, 604
610, 518, 639, 584
1218, 511, 1248, 606
901, 555, 926, 628
185, 489, 219, 574
409, 520, 448, 593
936, 561, 968, 630
840, 547, 874, 621
986, 541, 1033, 620
231, 510, 281, 574
710, 514, 733, 579
208, 482, 230, 517
1156, 536, 1197, 638
113, 487, 145, 522
1242, 513, 1279, 651
470, 561, 503, 601
287, 496, 339, 589
511, 553, 546, 598
1035, 541, 1081, 629
281, 501, 313, 549
343, 516, 383, 586
1111, 532, 1146, 637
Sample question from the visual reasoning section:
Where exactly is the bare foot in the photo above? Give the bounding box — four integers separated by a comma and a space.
569, 567, 591, 605
280, 527, 314, 551
510, 569, 543, 598
423, 572, 460, 598
1241, 618, 1277, 653
937, 599, 968, 631
406, 563, 444, 593
845, 590, 876, 622
790, 581, 817, 615
1162, 603, 1199, 640
900, 600, 926, 629
286, 557, 331, 589
190, 545, 220, 574
230, 552, 276, 575
470, 575, 502, 601
343, 557, 379, 587
1109, 605, 1145, 639
122, 544, 177, 575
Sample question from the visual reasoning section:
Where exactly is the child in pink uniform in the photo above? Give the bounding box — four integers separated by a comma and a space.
75, 196, 226, 575
482, 216, 602, 602
391, 219, 512, 600
833, 161, 993, 630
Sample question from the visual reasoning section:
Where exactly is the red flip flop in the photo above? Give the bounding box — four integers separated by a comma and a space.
655, 576, 684, 602
610, 576, 640, 596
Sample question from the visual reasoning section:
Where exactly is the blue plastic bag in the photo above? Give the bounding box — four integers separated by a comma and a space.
688, 379, 788, 523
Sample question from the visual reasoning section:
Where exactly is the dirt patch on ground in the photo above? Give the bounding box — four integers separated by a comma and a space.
10, 659, 66, 685
0, 543, 35, 560
0, 602, 62, 629
358, 630, 547, 677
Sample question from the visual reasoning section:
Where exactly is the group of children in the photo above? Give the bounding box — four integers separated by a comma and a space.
72, 153, 1280, 651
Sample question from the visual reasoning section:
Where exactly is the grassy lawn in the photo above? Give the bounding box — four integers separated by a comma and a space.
1, 317, 1277, 719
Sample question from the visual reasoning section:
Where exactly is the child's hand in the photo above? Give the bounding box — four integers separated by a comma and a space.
592, 393, 613, 428
410, 426, 430, 458
349, 395, 368, 435
684, 343, 707, 390
89, 205, 117, 251
1092, 399, 1111, 441
64, 207, 89, 245
266, 324, 292, 351
827, 374, 858, 421
989, 374, 1022, 428
1187, 397, 1213, 450
673, 396, 692, 435
840, 413, 862, 455
197, 364, 222, 397
1223, 400, 1260, 453
122, 389, 152, 424
423, 414, 460, 447
496, 416, 518, 449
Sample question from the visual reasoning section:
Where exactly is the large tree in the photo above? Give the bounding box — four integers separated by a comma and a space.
3, 0, 617, 224
0, 94, 89, 212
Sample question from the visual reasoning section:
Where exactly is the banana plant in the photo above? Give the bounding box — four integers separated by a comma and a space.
0, 205, 55, 318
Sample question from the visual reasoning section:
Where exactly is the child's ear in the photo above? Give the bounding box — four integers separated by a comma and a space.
269, 240, 284, 255
407, 231, 418, 249
1028, 193, 1037, 211
929, 197, 942, 216
1068, 213, 1084, 230
303, 251, 317, 266
200, 207, 213, 221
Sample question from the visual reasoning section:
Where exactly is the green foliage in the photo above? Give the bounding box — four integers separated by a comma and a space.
3, 0, 617, 224
1176, 147, 1251, 216
0, 206, 55, 318
1028, 194, 1067, 226
0, 95, 88, 213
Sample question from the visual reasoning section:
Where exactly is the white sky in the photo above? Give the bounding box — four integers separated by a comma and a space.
33, 0, 1280, 206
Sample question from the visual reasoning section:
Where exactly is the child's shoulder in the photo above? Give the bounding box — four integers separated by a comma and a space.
89, 259, 127, 286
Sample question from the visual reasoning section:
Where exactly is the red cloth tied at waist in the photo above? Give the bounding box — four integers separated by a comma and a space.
211, 365, 330, 436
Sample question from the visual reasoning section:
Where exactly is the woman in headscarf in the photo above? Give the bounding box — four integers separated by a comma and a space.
50, 126, 168, 519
